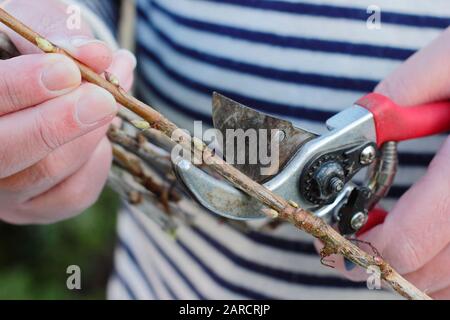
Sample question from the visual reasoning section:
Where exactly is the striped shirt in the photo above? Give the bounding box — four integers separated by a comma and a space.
80, 0, 450, 299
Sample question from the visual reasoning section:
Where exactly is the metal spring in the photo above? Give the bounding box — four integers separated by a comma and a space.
367, 141, 398, 209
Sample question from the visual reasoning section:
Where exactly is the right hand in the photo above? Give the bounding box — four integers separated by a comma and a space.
0, 0, 136, 224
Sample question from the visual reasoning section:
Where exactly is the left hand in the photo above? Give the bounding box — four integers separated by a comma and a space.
0, 0, 135, 224
324, 27, 450, 299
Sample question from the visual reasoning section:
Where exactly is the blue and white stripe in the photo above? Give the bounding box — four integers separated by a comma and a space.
78, 0, 120, 33
82, 0, 449, 299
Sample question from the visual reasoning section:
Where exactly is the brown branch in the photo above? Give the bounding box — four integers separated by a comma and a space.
112, 144, 181, 209
0, 8, 430, 299
108, 124, 173, 174
108, 168, 189, 233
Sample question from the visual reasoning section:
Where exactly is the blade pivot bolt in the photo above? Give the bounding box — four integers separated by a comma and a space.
360, 145, 376, 165
350, 212, 368, 230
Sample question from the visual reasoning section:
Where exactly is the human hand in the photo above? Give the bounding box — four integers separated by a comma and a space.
327, 27, 450, 299
0, 0, 135, 224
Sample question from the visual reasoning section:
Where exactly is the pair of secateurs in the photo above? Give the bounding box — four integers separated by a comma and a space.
173, 92, 450, 235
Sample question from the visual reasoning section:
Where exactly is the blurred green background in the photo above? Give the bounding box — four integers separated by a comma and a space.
0, 187, 120, 300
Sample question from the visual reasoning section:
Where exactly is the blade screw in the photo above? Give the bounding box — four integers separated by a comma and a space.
329, 177, 344, 192
360, 145, 376, 165
350, 212, 368, 230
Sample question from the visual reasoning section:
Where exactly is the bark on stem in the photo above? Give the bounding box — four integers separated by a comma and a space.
112, 144, 180, 203
0, 7, 430, 299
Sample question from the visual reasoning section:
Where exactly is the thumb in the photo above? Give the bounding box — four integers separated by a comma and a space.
1, 0, 113, 73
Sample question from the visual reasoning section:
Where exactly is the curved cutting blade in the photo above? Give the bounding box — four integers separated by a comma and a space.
212, 92, 318, 182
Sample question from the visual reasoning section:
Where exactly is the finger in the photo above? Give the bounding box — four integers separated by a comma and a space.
0, 53, 81, 115
0, 123, 109, 203
107, 49, 137, 92
337, 136, 450, 279
9, 137, 112, 224
403, 244, 450, 294
105, 50, 136, 127
111, 117, 122, 128
358, 136, 450, 274
360, 27, 450, 279
1, 0, 113, 73
51, 36, 114, 74
0, 83, 117, 178
375, 27, 450, 105
431, 286, 450, 300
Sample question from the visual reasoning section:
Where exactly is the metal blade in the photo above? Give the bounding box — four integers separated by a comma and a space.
212, 92, 318, 182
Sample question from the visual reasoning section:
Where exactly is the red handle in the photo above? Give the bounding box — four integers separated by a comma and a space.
356, 93, 450, 146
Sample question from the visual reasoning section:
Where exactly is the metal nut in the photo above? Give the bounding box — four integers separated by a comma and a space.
360, 145, 376, 165
350, 212, 368, 230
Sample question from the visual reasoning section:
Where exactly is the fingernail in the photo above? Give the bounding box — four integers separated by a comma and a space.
76, 87, 117, 125
41, 55, 81, 92
50, 36, 103, 53
71, 36, 103, 48
118, 49, 137, 69
344, 258, 356, 271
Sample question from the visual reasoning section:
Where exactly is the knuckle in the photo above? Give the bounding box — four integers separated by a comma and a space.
0, 150, 73, 195
0, 172, 32, 194
433, 193, 450, 225
0, 146, 11, 177
32, 154, 67, 185
397, 235, 423, 273
0, 71, 24, 112
34, 108, 64, 152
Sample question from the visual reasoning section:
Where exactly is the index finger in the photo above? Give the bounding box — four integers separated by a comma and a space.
363, 137, 450, 274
